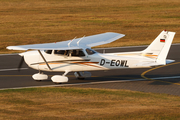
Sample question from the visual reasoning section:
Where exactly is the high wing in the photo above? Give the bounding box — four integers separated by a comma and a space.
7, 32, 125, 50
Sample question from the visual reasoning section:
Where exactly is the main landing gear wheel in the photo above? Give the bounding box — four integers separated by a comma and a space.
51, 75, 68, 84
51, 70, 70, 84
74, 71, 91, 80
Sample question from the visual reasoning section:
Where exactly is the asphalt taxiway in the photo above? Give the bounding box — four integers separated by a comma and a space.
0, 45, 180, 96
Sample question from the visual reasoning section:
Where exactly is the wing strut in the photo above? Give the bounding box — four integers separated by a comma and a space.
38, 50, 52, 70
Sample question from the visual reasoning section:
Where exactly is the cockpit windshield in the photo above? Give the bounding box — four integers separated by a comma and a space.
86, 48, 96, 55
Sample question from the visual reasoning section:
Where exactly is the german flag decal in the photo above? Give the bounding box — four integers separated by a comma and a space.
160, 39, 165, 42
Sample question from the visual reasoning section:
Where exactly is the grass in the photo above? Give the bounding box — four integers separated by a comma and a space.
0, 0, 180, 53
0, 87, 179, 119
0, 1, 180, 119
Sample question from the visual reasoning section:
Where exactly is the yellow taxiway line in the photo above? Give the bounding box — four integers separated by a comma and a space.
141, 62, 180, 85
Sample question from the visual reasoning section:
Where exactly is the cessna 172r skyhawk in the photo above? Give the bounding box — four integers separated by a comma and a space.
7, 30, 175, 83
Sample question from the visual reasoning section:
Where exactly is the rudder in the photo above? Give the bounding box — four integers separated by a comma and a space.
142, 30, 176, 65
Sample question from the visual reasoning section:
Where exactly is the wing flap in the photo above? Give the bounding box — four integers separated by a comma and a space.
79, 32, 125, 47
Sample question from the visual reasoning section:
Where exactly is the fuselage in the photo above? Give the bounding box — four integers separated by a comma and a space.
6, 31, 175, 83
22, 48, 154, 72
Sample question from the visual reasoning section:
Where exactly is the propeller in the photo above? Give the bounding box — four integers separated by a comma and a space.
18, 56, 25, 71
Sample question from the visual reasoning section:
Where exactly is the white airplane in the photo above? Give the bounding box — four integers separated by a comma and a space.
7, 30, 175, 83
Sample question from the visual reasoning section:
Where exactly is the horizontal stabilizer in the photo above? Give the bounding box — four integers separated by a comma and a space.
135, 61, 163, 67
135, 59, 174, 67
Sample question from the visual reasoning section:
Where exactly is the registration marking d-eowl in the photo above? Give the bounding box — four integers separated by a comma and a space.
100, 59, 129, 67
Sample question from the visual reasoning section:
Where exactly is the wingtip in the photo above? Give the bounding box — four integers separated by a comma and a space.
6, 46, 27, 50
6, 46, 12, 50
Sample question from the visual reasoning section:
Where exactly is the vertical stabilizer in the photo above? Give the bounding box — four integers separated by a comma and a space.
142, 30, 175, 65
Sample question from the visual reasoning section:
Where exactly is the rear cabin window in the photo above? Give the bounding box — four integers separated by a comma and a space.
44, 50, 52, 54
54, 50, 85, 57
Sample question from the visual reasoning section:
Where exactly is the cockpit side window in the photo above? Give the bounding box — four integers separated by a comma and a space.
86, 48, 96, 55
54, 49, 85, 57
54, 50, 67, 55
71, 50, 85, 56
44, 50, 52, 54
